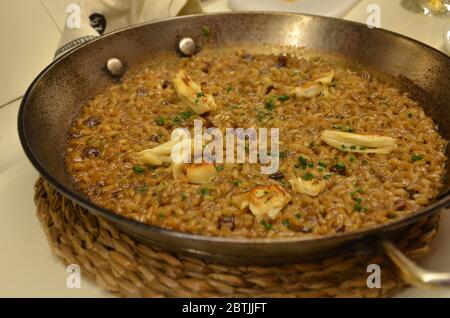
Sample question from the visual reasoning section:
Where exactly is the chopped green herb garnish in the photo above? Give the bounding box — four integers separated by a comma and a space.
359, 146, 367, 150
353, 197, 365, 212
277, 94, 289, 101
133, 166, 145, 174
181, 193, 188, 201
264, 98, 275, 111
350, 145, 357, 150
318, 161, 327, 168
155, 116, 165, 126
308, 162, 315, 168
226, 85, 233, 92
260, 219, 274, 231
362, 159, 368, 165
349, 155, 355, 162
411, 154, 423, 162
294, 212, 302, 219
341, 145, 346, 150
323, 174, 332, 180
256, 109, 273, 123
136, 184, 148, 193
173, 111, 195, 123
279, 151, 288, 159
318, 167, 324, 172
298, 156, 308, 169
302, 172, 315, 181
333, 163, 346, 172
215, 165, 224, 172
407, 112, 413, 118
181, 111, 195, 119
199, 188, 210, 196
232, 179, 242, 186
331, 124, 354, 132
282, 219, 290, 228
159, 212, 165, 219
202, 26, 210, 37
195, 92, 204, 104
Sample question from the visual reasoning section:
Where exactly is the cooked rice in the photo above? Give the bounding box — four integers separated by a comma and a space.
65, 46, 447, 238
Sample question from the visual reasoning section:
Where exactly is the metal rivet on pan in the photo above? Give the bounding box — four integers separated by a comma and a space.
178, 37, 196, 56
106, 57, 125, 77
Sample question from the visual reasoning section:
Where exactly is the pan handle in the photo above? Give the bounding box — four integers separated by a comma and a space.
382, 240, 450, 288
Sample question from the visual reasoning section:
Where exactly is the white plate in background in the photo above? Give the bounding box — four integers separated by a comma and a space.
444, 22, 450, 55
229, 0, 360, 17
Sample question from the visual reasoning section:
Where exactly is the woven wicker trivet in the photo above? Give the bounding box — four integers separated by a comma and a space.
34, 177, 439, 297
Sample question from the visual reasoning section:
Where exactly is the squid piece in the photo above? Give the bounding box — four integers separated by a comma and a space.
232, 185, 291, 219
171, 163, 217, 184
137, 138, 182, 166
171, 162, 188, 181
292, 69, 335, 98
320, 130, 398, 154
292, 82, 324, 98
313, 69, 335, 85
137, 137, 192, 166
232, 192, 251, 210
138, 136, 217, 184
186, 163, 217, 184
289, 178, 327, 197
173, 70, 217, 115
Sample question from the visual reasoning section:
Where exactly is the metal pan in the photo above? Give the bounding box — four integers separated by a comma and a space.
18, 12, 450, 287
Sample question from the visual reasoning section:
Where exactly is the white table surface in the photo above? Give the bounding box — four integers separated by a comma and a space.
0, 0, 449, 297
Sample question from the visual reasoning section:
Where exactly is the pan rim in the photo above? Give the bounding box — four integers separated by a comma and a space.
18, 11, 450, 246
